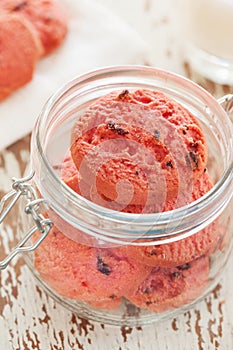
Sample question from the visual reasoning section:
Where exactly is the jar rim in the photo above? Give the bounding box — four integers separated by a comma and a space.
32, 65, 233, 243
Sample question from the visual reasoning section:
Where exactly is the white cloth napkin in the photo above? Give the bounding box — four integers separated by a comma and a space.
0, 0, 150, 150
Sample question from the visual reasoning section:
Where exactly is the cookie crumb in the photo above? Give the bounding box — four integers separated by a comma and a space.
177, 263, 190, 270
182, 124, 189, 135
190, 140, 199, 148
97, 255, 111, 275
154, 129, 160, 139
166, 160, 173, 168
171, 271, 182, 279
107, 122, 129, 136
189, 151, 199, 168
13, 1, 27, 11
117, 89, 129, 101
109, 294, 117, 299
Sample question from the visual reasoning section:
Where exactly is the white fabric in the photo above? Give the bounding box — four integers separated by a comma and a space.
0, 0, 150, 150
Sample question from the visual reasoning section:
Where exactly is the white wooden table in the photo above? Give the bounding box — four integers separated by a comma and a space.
1, 0, 233, 349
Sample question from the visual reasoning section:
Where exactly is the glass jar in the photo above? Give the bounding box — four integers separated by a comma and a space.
0, 66, 232, 326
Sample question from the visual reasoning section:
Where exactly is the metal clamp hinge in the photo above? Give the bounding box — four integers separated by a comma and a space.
218, 94, 233, 122
0, 171, 53, 270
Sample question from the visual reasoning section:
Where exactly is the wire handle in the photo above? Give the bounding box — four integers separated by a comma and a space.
0, 171, 53, 270
218, 94, 233, 123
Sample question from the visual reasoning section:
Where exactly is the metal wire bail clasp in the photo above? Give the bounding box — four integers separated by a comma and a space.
218, 94, 233, 123
0, 171, 53, 270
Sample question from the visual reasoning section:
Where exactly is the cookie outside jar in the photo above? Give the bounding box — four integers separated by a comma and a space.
0, 66, 232, 326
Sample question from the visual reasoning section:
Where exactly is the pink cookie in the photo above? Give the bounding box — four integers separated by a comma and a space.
71, 89, 207, 188
2, 0, 68, 56
125, 255, 209, 313
34, 228, 151, 308
61, 153, 174, 213
71, 122, 180, 210
122, 170, 221, 267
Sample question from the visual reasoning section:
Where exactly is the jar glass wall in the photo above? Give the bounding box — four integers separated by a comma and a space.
18, 66, 233, 326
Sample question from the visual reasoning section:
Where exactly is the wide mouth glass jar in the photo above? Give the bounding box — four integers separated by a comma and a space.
1, 66, 233, 326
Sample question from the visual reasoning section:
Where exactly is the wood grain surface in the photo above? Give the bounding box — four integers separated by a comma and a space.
0, 136, 233, 350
